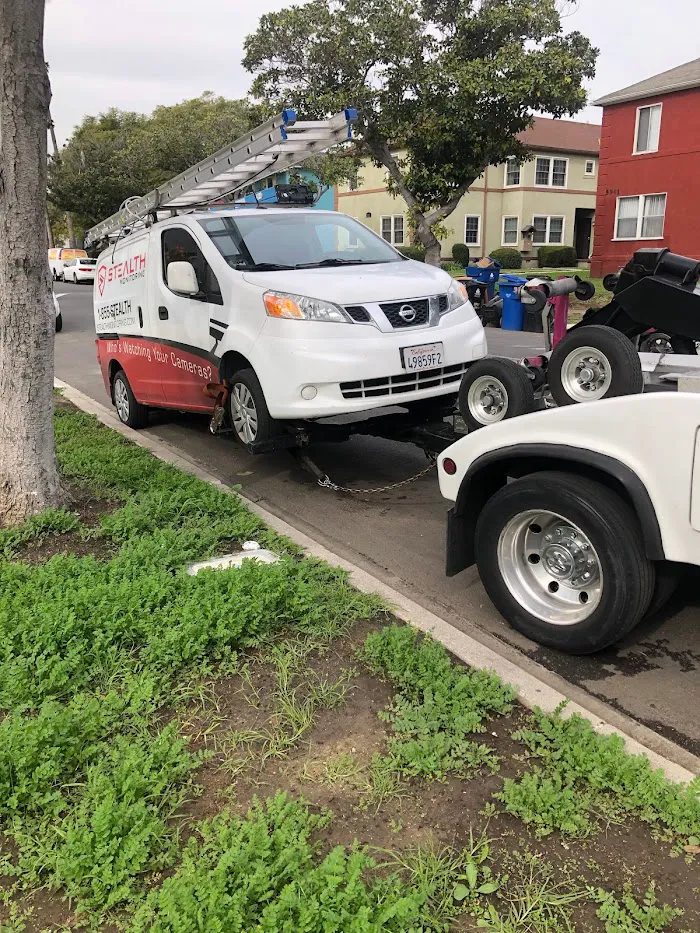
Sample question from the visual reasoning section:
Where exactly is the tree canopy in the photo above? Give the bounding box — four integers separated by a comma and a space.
48, 94, 253, 226
244, 0, 598, 262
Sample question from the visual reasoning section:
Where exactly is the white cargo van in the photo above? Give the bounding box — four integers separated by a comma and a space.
93, 208, 486, 443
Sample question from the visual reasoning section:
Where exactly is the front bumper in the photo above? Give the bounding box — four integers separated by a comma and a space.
251, 306, 487, 419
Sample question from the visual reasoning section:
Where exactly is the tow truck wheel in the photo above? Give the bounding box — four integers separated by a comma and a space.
474, 471, 655, 654
112, 369, 149, 429
229, 368, 278, 447
548, 326, 643, 406
458, 359, 536, 432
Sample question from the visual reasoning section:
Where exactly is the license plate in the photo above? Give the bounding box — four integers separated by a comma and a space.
402, 342, 444, 372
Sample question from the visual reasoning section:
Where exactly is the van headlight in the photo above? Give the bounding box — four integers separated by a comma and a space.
264, 290, 351, 323
444, 280, 470, 313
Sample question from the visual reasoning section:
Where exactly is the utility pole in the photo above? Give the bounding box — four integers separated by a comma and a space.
48, 110, 76, 248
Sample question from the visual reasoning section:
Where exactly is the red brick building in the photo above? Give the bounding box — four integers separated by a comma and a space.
590, 57, 700, 277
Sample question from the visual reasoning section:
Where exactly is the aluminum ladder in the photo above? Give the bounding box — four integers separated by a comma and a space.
84, 107, 357, 246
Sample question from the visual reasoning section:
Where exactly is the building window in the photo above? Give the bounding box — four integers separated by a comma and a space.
615, 193, 666, 240
532, 216, 565, 245
635, 103, 662, 154
502, 216, 519, 246
535, 156, 568, 187
464, 215, 481, 246
505, 158, 521, 187
585, 160, 596, 176
381, 215, 404, 245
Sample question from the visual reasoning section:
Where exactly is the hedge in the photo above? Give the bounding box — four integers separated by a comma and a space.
451, 243, 470, 266
396, 245, 426, 262
537, 246, 579, 268
488, 248, 522, 270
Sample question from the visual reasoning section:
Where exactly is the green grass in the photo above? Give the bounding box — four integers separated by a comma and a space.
0, 407, 384, 920
496, 704, 700, 844
361, 625, 515, 781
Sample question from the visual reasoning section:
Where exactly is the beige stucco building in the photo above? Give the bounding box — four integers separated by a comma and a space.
336, 118, 600, 264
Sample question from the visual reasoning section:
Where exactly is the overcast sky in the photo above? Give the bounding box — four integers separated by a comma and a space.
45, 0, 699, 145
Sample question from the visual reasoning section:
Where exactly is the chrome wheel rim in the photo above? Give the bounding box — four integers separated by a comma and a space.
231, 384, 258, 444
467, 375, 508, 425
560, 346, 612, 402
114, 379, 130, 423
497, 509, 603, 625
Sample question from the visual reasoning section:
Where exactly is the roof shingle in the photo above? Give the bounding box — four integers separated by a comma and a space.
594, 57, 700, 107
517, 117, 601, 155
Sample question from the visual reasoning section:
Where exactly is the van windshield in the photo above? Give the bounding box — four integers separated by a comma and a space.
198, 212, 404, 271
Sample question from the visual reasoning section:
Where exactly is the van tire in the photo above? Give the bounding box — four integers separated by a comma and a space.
112, 369, 149, 429
55, 313, 63, 333
229, 368, 278, 447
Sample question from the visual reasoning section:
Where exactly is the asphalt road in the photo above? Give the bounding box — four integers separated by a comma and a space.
54, 283, 700, 758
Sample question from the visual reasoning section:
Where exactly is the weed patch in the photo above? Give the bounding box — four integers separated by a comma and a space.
498, 705, 700, 842
591, 883, 683, 932
361, 625, 514, 780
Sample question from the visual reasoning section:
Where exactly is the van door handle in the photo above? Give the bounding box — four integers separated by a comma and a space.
158, 306, 169, 320
138, 306, 143, 328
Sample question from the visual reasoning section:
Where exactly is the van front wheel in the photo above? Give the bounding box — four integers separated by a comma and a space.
228, 369, 278, 447
112, 369, 149, 429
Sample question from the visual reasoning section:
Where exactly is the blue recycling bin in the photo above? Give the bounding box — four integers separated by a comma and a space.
466, 260, 501, 299
498, 274, 528, 331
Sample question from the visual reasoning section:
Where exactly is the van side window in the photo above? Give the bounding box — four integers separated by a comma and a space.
162, 228, 223, 306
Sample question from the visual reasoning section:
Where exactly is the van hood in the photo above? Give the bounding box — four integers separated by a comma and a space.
242, 260, 453, 303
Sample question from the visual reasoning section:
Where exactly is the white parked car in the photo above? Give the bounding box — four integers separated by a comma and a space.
48, 247, 90, 281
438, 392, 700, 654
63, 256, 96, 283
53, 293, 62, 332
92, 209, 486, 439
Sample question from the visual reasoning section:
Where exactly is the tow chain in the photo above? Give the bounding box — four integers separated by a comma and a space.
317, 457, 437, 494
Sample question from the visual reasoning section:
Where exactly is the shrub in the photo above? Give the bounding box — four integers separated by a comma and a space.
537, 246, 578, 268
396, 244, 426, 262
441, 261, 463, 275
489, 248, 522, 270
452, 243, 470, 266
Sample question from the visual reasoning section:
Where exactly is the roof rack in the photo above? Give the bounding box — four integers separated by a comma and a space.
84, 108, 357, 247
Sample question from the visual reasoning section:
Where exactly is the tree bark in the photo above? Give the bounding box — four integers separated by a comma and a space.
0, 0, 61, 525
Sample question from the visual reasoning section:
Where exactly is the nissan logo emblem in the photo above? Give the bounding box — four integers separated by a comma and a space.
398, 304, 417, 323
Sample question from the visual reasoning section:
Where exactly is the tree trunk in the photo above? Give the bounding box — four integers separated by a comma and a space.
0, 0, 61, 525
413, 219, 442, 266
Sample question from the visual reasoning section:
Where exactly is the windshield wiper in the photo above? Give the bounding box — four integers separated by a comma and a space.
292, 258, 392, 269
236, 262, 297, 272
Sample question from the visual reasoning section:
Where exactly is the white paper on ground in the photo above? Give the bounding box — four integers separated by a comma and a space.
186, 549, 280, 575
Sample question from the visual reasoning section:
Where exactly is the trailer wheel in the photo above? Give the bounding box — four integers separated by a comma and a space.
548, 326, 643, 407
458, 359, 536, 431
112, 369, 149, 429
229, 368, 278, 447
474, 471, 655, 654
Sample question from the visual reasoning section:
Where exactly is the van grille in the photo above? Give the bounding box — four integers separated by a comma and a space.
380, 299, 429, 328
340, 363, 468, 399
345, 305, 371, 322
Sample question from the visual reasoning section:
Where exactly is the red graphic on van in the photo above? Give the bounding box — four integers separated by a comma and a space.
97, 254, 147, 296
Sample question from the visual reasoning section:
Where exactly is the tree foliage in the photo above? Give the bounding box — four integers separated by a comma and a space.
48, 94, 253, 226
243, 0, 597, 263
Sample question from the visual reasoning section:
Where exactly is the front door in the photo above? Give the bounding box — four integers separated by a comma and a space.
151, 226, 224, 411
575, 213, 593, 260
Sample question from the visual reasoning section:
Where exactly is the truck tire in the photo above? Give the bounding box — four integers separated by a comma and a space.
474, 471, 655, 654
112, 369, 149, 429
549, 326, 643, 407
458, 359, 536, 432
228, 368, 279, 447
643, 563, 682, 619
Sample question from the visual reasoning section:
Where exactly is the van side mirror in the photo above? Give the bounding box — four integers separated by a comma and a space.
167, 261, 199, 296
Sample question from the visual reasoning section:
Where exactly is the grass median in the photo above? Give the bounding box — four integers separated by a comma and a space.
0, 399, 697, 932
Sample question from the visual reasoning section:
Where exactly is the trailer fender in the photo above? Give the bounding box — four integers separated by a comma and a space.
446, 444, 664, 577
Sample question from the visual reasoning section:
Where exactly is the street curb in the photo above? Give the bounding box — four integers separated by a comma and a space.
55, 378, 700, 784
